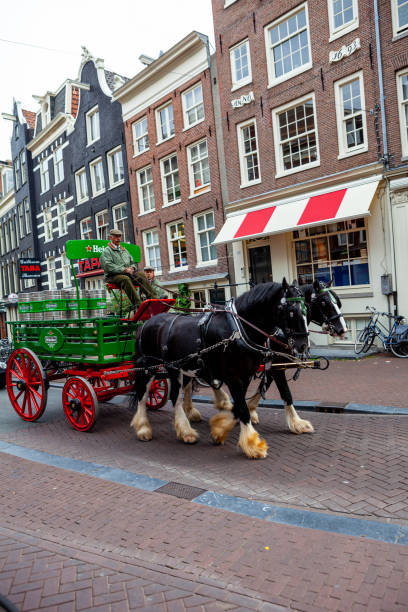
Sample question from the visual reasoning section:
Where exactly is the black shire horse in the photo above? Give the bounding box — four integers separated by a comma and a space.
130, 280, 309, 459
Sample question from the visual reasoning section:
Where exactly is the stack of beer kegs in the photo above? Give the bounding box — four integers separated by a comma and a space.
86, 289, 107, 319
42, 290, 65, 321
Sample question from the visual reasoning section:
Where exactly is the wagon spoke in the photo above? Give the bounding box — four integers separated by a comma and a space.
29, 389, 40, 412
14, 390, 24, 402
9, 368, 24, 380
13, 359, 25, 379
29, 386, 42, 400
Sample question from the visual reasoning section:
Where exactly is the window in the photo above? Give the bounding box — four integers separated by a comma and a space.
18, 204, 24, 239
107, 147, 124, 187
182, 83, 204, 128
54, 147, 64, 184
86, 106, 100, 145
397, 68, 408, 157
143, 229, 162, 272
47, 257, 57, 289
133, 117, 149, 155
57, 200, 68, 235
327, 0, 359, 40
187, 140, 211, 195
14, 157, 21, 191
237, 119, 261, 185
2, 168, 13, 194
194, 211, 217, 265
89, 158, 105, 196
391, 0, 408, 36
62, 252, 71, 287
24, 198, 31, 233
156, 102, 174, 142
230, 39, 252, 90
80, 217, 93, 240
9, 218, 15, 250
272, 94, 319, 176
137, 165, 155, 213
96, 210, 109, 240
265, 3, 312, 86
40, 159, 50, 192
167, 220, 187, 270
44, 206, 53, 241
334, 72, 367, 158
112, 203, 129, 242
20, 151, 27, 185
75, 168, 88, 203
4, 221, 10, 252
292, 218, 369, 287
160, 154, 180, 205
224, 0, 238, 5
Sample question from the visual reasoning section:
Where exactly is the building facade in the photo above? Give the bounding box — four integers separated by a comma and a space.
211, 0, 408, 345
113, 32, 230, 305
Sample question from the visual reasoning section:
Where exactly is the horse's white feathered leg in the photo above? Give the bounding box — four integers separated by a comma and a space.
210, 410, 236, 444
175, 384, 199, 443
246, 392, 261, 424
183, 380, 202, 422
285, 404, 314, 434
238, 421, 268, 459
213, 387, 233, 411
131, 377, 154, 441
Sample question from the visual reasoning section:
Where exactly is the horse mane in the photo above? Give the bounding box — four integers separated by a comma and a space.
235, 282, 283, 315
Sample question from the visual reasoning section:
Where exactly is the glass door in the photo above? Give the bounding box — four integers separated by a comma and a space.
249, 245, 272, 285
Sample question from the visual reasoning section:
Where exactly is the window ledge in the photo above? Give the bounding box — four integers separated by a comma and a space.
76, 198, 89, 205
92, 190, 106, 198
195, 261, 218, 269
231, 79, 253, 92
268, 63, 312, 89
133, 149, 149, 158
155, 135, 175, 146
337, 147, 368, 160
138, 209, 156, 217
392, 29, 408, 42
169, 266, 189, 273
275, 160, 320, 179
182, 118, 205, 132
240, 178, 262, 189
87, 138, 100, 147
162, 200, 181, 208
188, 187, 211, 199
109, 180, 125, 190
328, 21, 359, 43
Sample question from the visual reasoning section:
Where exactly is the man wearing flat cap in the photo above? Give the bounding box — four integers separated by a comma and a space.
100, 228, 157, 308
144, 264, 168, 298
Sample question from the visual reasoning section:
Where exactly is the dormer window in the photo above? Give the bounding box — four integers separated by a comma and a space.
86, 106, 100, 145
41, 97, 51, 128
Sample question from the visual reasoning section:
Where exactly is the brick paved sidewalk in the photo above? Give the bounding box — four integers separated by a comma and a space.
1, 454, 408, 612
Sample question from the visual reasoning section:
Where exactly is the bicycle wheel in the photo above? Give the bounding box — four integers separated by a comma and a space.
362, 331, 375, 353
390, 337, 408, 358
355, 328, 372, 354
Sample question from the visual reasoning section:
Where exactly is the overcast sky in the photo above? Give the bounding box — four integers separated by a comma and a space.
0, 0, 215, 161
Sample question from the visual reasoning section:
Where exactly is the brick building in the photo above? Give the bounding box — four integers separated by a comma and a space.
113, 32, 230, 305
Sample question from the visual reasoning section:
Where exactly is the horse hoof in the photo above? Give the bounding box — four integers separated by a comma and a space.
250, 411, 259, 424
137, 426, 152, 441
183, 434, 199, 444
188, 408, 202, 423
243, 437, 268, 459
290, 419, 314, 434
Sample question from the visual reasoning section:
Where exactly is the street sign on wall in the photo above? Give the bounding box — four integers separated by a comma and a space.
18, 258, 41, 279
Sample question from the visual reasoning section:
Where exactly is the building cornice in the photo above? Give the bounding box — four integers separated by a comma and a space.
26, 113, 73, 157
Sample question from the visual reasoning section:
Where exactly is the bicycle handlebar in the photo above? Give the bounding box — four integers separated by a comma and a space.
365, 306, 404, 319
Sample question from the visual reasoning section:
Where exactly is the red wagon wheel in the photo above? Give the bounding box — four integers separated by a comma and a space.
146, 378, 169, 410
62, 376, 99, 432
6, 348, 47, 422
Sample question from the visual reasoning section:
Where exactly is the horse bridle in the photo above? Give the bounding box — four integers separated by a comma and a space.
310, 288, 342, 332
278, 291, 309, 348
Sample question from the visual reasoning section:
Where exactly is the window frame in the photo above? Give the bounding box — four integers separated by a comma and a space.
62, 252, 72, 288
96, 209, 109, 240
137, 164, 155, 214
80, 217, 93, 241
89, 157, 106, 197
132, 117, 149, 156
187, 138, 211, 197
57, 200, 68, 236
396, 67, 408, 158
107, 146, 124, 188
167, 219, 188, 272
20, 150, 27, 185
155, 101, 175, 144
327, 0, 359, 41
391, 0, 408, 37
229, 38, 252, 91
86, 105, 100, 145
112, 203, 129, 243
75, 167, 89, 204
40, 158, 50, 193
264, 2, 312, 88
142, 228, 162, 275
182, 83, 205, 129
271, 92, 320, 177
193, 210, 218, 267
47, 256, 57, 290
24, 198, 31, 234
160, 153, 181, 206
334, 70, 368, 159
43, 205, 53, 242
53, 147, 64, 185
237, 118, 261, 187
14, 157, 21, 191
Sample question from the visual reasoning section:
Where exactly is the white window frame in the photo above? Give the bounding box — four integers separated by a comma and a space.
224, 0, 238, 6
53, 147, 64, 185
40, 159, 50, 193
107, 146, 124, 188
112, 203, 129, 243
57, 200, 68, 236
167, 220, 188, 272
137, 165, 155, 214
237, 119, 261, 187
132, 117, 149, 156
24, 198, 30, 233
96, 209, 109, 240
44, 206, 53, 242
391, 0, 408, 37
230, 39, 252, 91
14, 157, 21, 190
182, 83, 205, 129
89, 157, 105, 197
160, 153, 181, 206
18, 203, 24, 239
47, 256, 57, 290
264, 2, 312, 88
75, 167, 89, 204
193, 210, 217, 267
272, 92, 320, 177
62, 252, 72, 288
86, 105, 100, 145
20, 150, 27, 185
327, 0, 359, 41
187, 139, 211, 197
334, 71, 368, 159
156, 102, 175, 143
396, 67, 408, 157
142, 228, 162, 274
80, 217, 93, 240
9, 219, 15, 250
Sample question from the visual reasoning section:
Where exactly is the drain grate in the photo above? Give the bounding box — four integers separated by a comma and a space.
315, 402, 346, 413
155, 481, 207, 500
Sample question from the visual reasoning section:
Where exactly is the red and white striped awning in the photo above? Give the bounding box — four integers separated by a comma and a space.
213, 179, 380, 245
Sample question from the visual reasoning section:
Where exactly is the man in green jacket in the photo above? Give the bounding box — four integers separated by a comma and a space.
100, 229, 157, 308
143, 265, 168, 298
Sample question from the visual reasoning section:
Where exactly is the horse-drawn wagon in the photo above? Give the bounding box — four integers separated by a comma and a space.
5, 239, 174, 431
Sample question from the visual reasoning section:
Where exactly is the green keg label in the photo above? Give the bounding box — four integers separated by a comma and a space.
40, 328, 64, 352
18, 304, 32, 313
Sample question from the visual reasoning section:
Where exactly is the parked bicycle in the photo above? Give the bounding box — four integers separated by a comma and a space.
354, 306, 408, 358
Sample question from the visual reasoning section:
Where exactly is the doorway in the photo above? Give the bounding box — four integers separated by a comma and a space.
249, 245, 272, 285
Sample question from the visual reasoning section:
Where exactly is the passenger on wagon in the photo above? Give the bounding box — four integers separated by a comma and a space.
100, 228, 157, 309
143, 264, 168, 298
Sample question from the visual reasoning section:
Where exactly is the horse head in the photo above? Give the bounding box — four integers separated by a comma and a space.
307, 279, 348, 338
278, 278, 310, 355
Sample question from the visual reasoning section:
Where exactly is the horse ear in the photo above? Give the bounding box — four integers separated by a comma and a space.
292, 279, 299, 287
282, 277, 289, 291
313, 279, 320, 292
327, 278, 333, 288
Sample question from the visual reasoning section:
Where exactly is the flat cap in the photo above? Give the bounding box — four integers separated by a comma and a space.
144, 265, 154, 271
109, 228, 122, 236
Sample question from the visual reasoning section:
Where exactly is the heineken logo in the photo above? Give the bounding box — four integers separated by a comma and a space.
45, 331, 58, 348
86, 244, 104, 253
40, 327, 64, 352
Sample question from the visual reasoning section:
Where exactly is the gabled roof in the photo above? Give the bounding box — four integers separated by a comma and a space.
22, 109, 36, 130
104, 69, 129, 92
